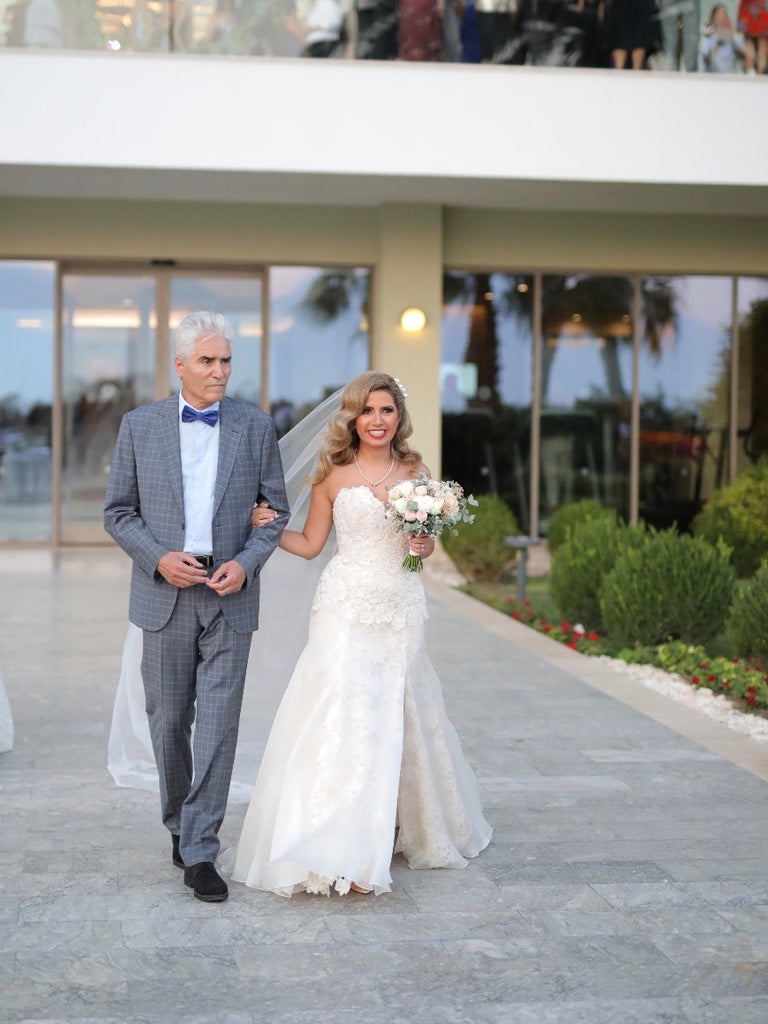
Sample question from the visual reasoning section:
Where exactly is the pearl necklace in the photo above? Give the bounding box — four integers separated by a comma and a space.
354, 452, 395, 489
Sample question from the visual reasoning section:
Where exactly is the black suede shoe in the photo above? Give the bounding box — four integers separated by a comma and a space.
171, 833, 184, 869
184, 861, 228, 902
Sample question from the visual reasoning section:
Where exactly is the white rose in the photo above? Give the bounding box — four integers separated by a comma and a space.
442, 493, 459, 515
429, 497, 445, 515
415, 495, 433, 512
398, 480, 414, 497
404, 511, 418, 522
394, 497, 409, 514
414, 485, 428, 496
388, 486, 402, 501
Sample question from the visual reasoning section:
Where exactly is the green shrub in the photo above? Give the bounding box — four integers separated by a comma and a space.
601, 530, 735, 646
442, 494, 519, 583
727, 563, 768, 661
547, 499, 614, 554
550, 514, 646, 631
693, 467, 768, 577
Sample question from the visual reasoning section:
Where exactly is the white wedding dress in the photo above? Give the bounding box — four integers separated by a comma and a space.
220, 486, 492, 897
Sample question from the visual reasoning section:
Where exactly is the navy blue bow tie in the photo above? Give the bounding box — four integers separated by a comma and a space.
182, 404, 219, 427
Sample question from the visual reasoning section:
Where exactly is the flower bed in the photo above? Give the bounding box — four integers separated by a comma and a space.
505, 598, 768, 716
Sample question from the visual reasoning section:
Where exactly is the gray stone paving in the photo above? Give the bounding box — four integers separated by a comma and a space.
1, 548, 768, 1024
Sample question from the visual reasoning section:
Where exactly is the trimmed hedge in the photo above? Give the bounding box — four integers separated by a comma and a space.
550, 514, 647, 631
546, 499, 614, 554
694, 467, 768, 577
441, 494, 519, 583
601, 530, 735, 646
727, 563, 768, 662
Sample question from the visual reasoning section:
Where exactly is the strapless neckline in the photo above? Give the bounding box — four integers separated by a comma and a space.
333, 485, 387, 509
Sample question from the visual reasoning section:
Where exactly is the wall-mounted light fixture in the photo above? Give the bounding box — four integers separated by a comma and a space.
400, 307, 427, 333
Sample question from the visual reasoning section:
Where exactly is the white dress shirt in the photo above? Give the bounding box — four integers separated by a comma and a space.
178, 391, 220, 556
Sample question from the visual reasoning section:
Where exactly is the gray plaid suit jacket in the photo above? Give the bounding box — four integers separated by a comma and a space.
103, 394, 289, 634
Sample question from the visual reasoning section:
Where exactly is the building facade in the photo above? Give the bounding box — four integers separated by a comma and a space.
1, 48, 767, 545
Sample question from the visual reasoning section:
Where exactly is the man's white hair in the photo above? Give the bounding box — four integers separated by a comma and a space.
174, 311, 234, 363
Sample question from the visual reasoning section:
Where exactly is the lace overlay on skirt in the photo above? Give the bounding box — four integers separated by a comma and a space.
221, 487, 492, 896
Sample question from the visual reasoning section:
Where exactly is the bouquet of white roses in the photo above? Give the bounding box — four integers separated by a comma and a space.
385, 472, 477, 572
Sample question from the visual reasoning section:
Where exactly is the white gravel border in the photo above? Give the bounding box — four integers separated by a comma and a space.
596, 655, 768, 744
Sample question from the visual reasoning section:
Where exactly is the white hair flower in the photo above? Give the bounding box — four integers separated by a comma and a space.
393, 378, 408, 399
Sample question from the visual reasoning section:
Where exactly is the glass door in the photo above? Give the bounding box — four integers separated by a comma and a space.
59, 265, 263, 543
60, 271, 157, 543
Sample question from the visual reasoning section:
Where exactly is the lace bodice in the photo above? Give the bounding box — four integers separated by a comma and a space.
312, 486, 426, 629
334, 486, 409, 568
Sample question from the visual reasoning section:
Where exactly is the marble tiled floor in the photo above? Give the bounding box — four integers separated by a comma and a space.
1, 548, 767, 1024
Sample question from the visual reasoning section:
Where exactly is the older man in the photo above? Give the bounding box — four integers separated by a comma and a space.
104, 311, 288, 902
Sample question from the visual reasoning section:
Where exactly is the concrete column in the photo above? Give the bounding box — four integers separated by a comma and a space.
372, 204, 443, 474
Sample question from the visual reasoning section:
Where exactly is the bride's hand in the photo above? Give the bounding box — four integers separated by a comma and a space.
251, 501, 277, 528
411, 534, 435, 558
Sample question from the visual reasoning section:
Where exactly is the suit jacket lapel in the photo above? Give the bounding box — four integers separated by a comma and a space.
158, 398, 184, 513
213, 396, 242, 518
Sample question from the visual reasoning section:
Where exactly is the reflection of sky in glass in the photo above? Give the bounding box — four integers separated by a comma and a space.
639, 277, 731, 409
738, 277, 768, 316
63, 275, 156, 403
269, 267, 369, 409
0, 262, 55, 408
441, 273, 532, 406
544, 336, 633, 407
542, 274, 634, 407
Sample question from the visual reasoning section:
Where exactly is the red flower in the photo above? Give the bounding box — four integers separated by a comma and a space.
588, 632, 599, 642
707, 674, 716, 683
560, 621, 573, 634
512, 611, 521, 619
522, 599, 531, 606
692, 676, 700, 685
567, 641, 578, 650
733, 657, 740, 664
723, 680, 730, 688
542, 624, 553, 632
747, 695, 757, 707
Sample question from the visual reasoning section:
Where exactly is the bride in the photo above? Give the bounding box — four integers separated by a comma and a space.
224, 371, 491, 896
109, 370, 491, 897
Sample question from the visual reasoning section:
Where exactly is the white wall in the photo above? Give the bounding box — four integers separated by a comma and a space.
2, 51, 768, 215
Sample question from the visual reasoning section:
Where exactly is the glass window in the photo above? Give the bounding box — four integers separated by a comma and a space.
539, 274, 634, 532
736, 277, 768, 474
268, 267, 370, 436
441, 272, 534, 531
0, 261, 55, 542
638, 275, 731, 530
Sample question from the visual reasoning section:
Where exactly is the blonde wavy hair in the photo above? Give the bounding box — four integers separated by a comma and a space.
311, 371, 422, 483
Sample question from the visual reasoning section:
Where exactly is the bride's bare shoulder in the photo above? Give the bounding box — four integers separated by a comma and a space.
323, 464, 358, 503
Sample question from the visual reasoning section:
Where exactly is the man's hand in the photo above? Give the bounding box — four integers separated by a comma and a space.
157, 552, 209, 588
207, 560, 247, 596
